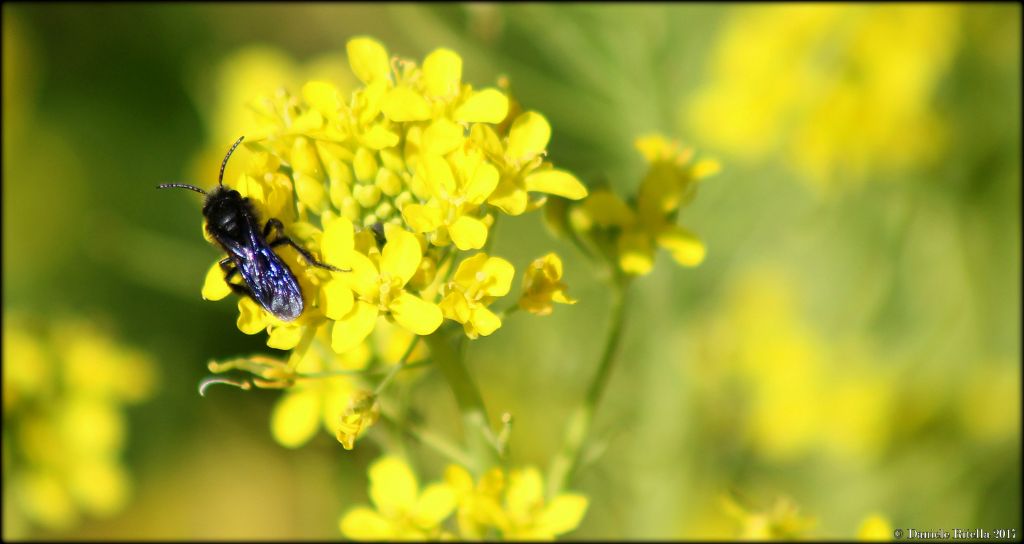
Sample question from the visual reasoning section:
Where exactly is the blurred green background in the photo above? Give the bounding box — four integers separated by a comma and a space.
3, 3, 1020, 540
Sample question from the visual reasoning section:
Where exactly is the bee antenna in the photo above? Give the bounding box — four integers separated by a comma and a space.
219, 135, 245, 187
157, 183, 207, 195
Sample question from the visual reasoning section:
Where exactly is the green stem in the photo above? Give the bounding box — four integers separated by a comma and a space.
425, 323, 500, 475
293, 358, 432, 379
547, 277, 629, 497
373, 336, 422, 395
378, 406, 474, 468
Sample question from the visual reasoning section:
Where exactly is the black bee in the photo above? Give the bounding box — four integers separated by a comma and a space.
158, 136, 345, 321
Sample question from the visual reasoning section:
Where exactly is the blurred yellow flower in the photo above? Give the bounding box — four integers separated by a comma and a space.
339, 455, 457, 540
565, 134, 716, 276
446, 465, 507, 539
700, 266, 895, 462
957, 359, 1021, 443
857, 513, 893, 541
335, 389, 380, 450
498, 466, 589, 540
268, 331, 370, 448
446, 464, 589, 540
686, 5, 961, 189
518, 253, 576, 316
722, 495, 816, 540
2, 317, 155, 534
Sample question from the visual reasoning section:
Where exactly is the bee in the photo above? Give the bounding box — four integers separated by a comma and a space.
158, 136, 345, 321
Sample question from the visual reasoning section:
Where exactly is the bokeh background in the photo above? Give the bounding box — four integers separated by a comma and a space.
3, 3, 1020, 540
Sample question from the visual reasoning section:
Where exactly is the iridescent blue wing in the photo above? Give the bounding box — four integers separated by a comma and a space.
242, 245, 304, 321
226, 225, 304, 321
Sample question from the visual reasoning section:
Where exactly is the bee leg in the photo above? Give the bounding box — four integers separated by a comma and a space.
219, 257, 236, 276
264, 219, 349, 272
270, 237, 349, 272
262, 218, 286, 239
228, 282, 253, 298
219, 257, 242, 283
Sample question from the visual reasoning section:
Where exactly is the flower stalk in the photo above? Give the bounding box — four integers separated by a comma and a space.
425, 322, 502, 475
547, 274, 630, 498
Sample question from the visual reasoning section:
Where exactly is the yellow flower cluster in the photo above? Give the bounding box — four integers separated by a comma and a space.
698, 266, 896, 462
339, 455, 588, 540
687, 5, 961, 188
200, 36, 586, 354
548, 135, 717, 276
2, 317, 155, 535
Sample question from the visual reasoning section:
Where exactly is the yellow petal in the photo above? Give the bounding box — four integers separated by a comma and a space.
321, 278, 355, 320
389, 292, 443, 335
270, 388, 321, 448
291, 109, 324, 133
382, 86, 431, 122
236, 298, 269, 335
505, 467, 544, 517
582, 189, 635, 227
402, 203, 444, 234
525, 169, 588, 200
420, 154, 456, 197
618, 230, 654, 276
691, 158, 721, 180
423, 117, 465, 156
464, 163, 499, 205
444, 465, 474, 494
439, 292, 471, 324
322, 216, 356, 268
537, 494, 589, 536
487, 182, 529, 216
480, 257, 515, 297
656, 226, 706, 267
381, 224, 423, 286
267, 323, 304, 350
234, 173, 265, 202
346, 252, 381, 300
470, 123, 504, 158
362, 124, 400, 150
634, 134, 677, 163
551, 291, 577, 305
454, 88, 509, 124
452, 253, 488, 286
369, 456, 419, 515
470, 306, 502, 337
422, 48, 462, 98
507, 112, 551, 161
302, 80, 341, 117
202, 261, 231, 301
449, 215, 488, 250
347, 37, 391, 84
340, 507, 394, 540
413, 483, 457, 525
331, 301, 378, 354
540, 252, 563, 278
